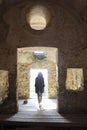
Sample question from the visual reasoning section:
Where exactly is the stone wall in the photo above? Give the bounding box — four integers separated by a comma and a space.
0, 0, 87, 114
17, 47, 58, 99
0, 70, 9, 104
66, 68, 84, 91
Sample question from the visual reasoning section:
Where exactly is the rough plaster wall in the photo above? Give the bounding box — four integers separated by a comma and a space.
0, 0, 86, 113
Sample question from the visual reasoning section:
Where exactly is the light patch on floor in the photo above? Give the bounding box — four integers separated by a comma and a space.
18, 99, 57, 111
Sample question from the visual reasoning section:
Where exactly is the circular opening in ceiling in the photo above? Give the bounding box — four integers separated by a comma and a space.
26, 5, 50, 30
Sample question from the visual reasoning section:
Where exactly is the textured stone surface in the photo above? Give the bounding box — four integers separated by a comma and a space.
17, 47, 58, 99
0, 70, 9, 104
66, 68, 84, 91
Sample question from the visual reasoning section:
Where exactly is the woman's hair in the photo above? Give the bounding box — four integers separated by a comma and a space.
38, 72, 43, 77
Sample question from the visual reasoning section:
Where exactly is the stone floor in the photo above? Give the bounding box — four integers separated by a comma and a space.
18, 99, 57, 111
0, 99, 87, 129
0, 100, 87, 130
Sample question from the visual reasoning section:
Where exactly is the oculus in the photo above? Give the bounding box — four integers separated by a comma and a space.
26, 5, 50, 30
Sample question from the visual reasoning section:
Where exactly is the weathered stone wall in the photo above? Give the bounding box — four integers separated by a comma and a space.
0, 70, 9, 104
66, 68, 84, 91
17, 47, 58, 99
0, 0, 87, 114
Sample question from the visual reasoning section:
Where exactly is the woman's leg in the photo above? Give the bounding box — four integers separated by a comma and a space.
37, 92, 42, 110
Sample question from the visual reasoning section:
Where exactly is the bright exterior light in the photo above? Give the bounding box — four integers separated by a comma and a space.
33, 50, 46, 59
26, 5, 50, 30
30, 69, 48, 99
34, 50, 44, 54
29, 15, 47, 30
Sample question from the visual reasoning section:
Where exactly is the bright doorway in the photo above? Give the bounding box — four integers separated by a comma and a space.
30, 68, 48, 99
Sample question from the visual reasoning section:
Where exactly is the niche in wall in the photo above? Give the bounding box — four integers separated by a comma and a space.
66, 68, 84, 91
17, 47, 58, 99
0, 70, 9, 104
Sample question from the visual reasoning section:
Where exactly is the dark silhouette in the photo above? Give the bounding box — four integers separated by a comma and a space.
35, 72, 45, 110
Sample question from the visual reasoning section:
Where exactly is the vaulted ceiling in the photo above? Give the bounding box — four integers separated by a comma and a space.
0, 0, 87, 31
0, 0, 87, 20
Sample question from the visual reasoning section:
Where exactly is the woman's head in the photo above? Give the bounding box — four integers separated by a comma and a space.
38, 72, 43, 77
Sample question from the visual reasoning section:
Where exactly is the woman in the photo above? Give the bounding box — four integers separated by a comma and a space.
35, 72, 45, 110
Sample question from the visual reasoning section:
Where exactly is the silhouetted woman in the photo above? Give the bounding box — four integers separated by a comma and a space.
35, 72, 45, 110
